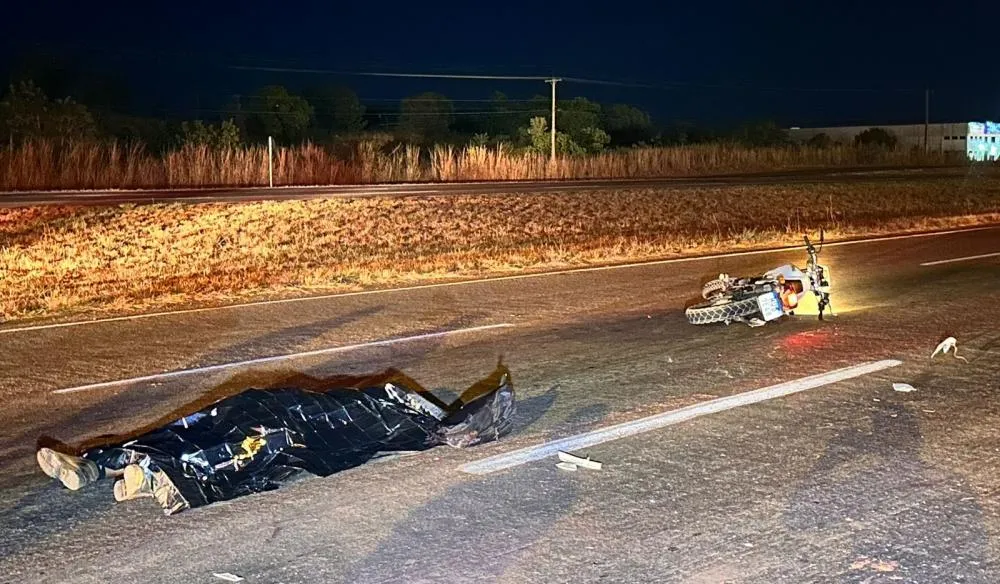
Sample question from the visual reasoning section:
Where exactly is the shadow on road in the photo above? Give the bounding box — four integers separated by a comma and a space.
339, 403, 607, 583
784, 401, 989, 583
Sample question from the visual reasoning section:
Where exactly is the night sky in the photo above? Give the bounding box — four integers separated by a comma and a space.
2, 0, 999, 128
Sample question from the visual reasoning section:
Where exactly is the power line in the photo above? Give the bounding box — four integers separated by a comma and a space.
562, 75, 923, 93
196, 109, 548, 117
230, 66, 550, 81
240, 95, 542, 103
230, 66, 925, 94
361, 98, 541, 103
366, 110, 549, 117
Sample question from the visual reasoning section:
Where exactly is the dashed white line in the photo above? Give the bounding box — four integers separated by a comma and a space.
460, 359, 903, 475
920, 251, 1000, 266
51, 323, 514, 395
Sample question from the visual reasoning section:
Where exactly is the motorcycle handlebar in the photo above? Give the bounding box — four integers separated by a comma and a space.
804, 229, 825, 251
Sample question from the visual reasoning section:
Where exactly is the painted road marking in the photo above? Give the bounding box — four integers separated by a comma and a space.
920, 251, 1000, 266
460, 359, 903, 475
51, 323, 513, 395
4, 225, 997, 335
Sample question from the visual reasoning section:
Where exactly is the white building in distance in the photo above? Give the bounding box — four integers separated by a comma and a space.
787, 122, 1000, 160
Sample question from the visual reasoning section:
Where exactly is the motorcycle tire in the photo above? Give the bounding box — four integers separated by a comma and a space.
701, 278, 729, 299
685, 296, 761, 325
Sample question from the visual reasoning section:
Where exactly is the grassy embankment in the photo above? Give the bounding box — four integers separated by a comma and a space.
2, 176, 998, 321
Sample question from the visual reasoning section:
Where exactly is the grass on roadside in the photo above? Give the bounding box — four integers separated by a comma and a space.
1, 177, 999, 321
0, 140, 959, 191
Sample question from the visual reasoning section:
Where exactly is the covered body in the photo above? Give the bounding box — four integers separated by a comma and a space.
80, 365, 515, 514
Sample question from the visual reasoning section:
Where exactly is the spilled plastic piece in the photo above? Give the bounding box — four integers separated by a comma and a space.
745, 318, 767, 328
72, 365, 515, 515
213, 574, 244, 582
931, 337, 969, 362
558, 451, 603, 470
556, 462, 578, 472
892, 383, 917, 393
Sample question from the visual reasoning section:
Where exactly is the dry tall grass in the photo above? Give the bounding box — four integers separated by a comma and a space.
0, 140, 957, 191
2, 177, 998, 320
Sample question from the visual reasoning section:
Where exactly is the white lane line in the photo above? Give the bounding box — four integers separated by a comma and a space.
460, 359, 902, 475
51, 323, 513, 395
920, 251, 1000, 266
4, 225, 997, 335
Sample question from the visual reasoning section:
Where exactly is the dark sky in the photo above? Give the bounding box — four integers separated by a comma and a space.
2, 0, 999, 128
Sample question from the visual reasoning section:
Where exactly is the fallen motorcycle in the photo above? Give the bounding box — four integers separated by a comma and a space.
685, 231, 832, 326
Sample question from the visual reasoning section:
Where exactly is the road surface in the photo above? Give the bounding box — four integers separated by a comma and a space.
1, 226, 999, 583
0, 166, 980, 207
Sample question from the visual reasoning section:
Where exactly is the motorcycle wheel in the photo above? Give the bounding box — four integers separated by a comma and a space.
685, 296, 761, 325
701, 278, 729, 299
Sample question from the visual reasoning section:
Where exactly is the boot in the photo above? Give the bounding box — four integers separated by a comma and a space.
150, 467, 189, 515
113, 464, 154, 502
36, 447, 101, 491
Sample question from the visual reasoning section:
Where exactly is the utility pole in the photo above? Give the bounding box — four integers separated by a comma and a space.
268, 136, 274, 188
924, 88, 930, 153
546, 78, 561, 162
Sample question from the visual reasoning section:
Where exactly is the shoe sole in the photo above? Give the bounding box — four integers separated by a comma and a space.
118, 464, 153, 501
36, 448, 60, 480
36, 447, 93, 491
113, 479, 127, 502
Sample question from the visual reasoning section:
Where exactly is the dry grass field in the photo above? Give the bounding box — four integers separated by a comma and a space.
1, 177, 998, 321
0, 141, 956, 190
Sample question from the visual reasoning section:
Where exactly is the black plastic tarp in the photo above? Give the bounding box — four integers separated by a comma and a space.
81, 364, 515, 514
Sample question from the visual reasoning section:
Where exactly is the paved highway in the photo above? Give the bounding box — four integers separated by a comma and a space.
1, 225, 999, 583
0, 166, 976, 207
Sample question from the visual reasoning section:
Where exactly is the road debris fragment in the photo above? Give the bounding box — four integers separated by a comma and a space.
213, 574, 244, 582
931, 336, 969, 362
708, 368, 734, 379
850, 557, 899, 573
874, 560, 900, 572
892, 383, 917, 392
558, 451, 603, 470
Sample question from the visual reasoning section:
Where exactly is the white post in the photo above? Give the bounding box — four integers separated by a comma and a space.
268, 136, 274, 188
546, 78, 561, 163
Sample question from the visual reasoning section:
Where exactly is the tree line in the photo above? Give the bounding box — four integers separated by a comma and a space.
0, 79, 818, 154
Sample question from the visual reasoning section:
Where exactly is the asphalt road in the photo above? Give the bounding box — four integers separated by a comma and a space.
1, 226, 999, 583
0, 166, 979, 207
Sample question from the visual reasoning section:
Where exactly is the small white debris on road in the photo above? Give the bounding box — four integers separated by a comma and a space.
558, 451, 603, 470
931, 336, 969, 362
892, 383, 917, 393
213, 574, 244, 582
